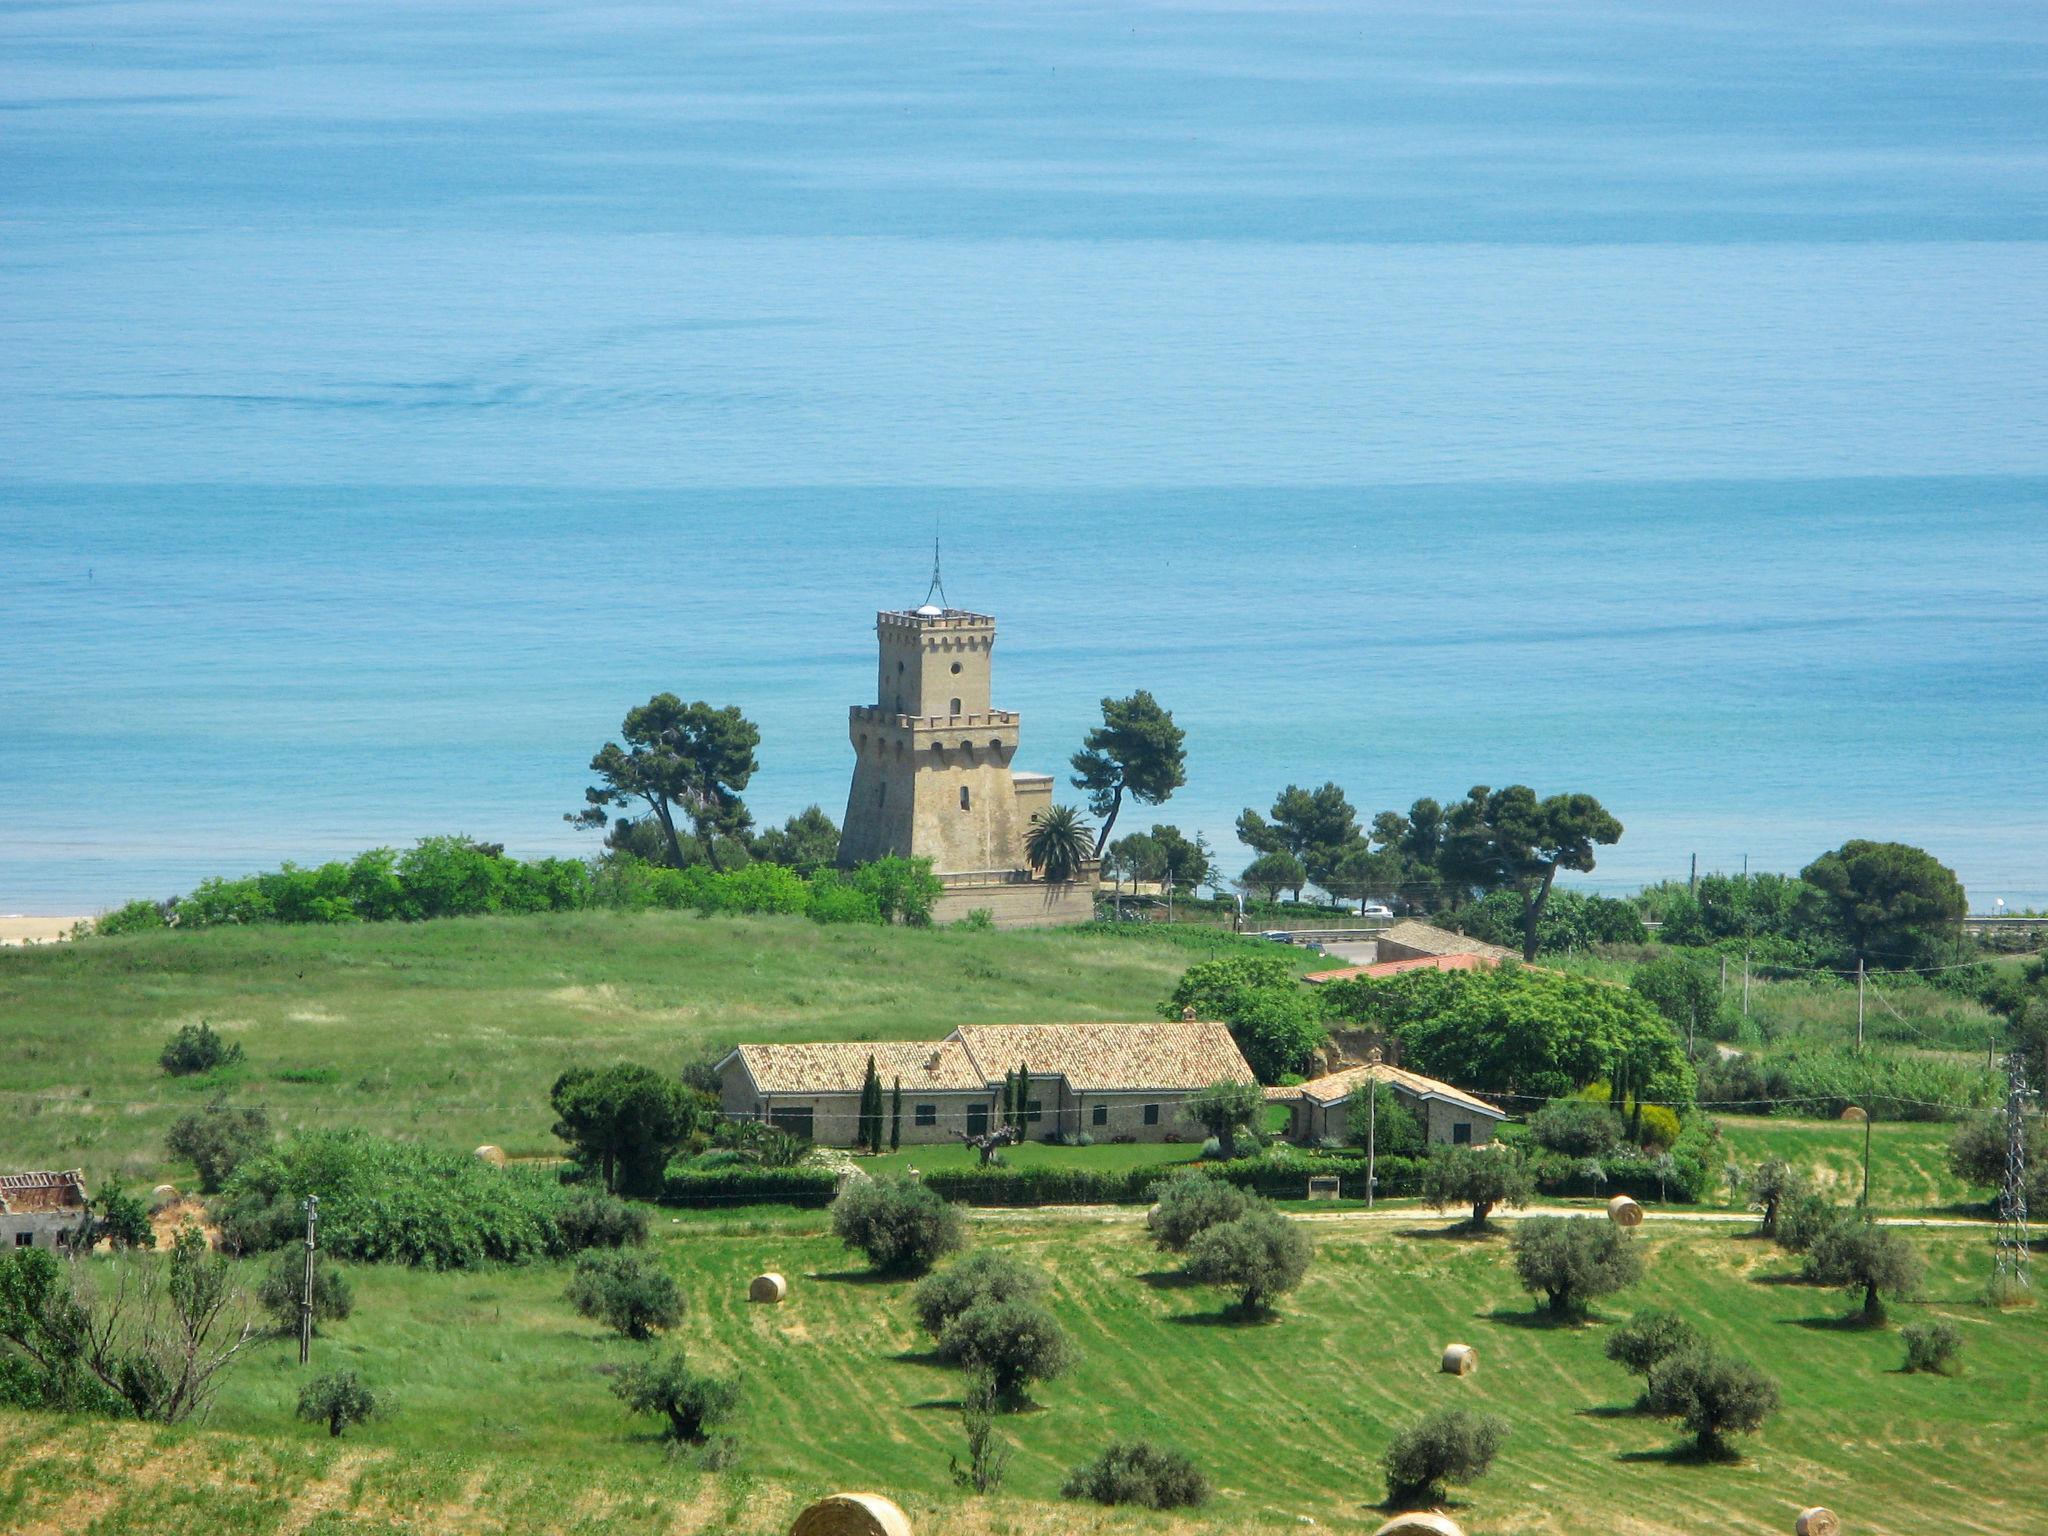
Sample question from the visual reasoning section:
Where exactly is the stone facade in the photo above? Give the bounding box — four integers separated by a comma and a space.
1, 1169, 89, 1252
836, 601, 1094, 927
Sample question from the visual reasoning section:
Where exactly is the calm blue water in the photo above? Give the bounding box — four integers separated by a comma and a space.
3, 2, 2046, 912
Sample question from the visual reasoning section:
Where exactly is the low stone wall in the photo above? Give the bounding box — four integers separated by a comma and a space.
934, 877, 1096, 929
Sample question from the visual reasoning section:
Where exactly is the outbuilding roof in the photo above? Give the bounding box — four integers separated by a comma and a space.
1272, 1063, 1505, 1120
1304, 952, 1494, 984
1376, 919, 1518, 963
954, 1021, 1255, 1093
0, 1169, 89, 1214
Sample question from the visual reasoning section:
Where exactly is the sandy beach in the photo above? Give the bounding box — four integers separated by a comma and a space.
0, 916, 88, 946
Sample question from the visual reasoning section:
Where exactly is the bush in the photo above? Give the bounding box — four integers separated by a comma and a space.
1181, 1079, 1266, 1159
914, 1251, 1050, 1342
1184, 1204, 1311, 1313
553, 1189, 648, 1250
806, 873, 885, 925
1605, 1307, 1701, 1378
549, 1063, 705, 1198
1901, 1317, 1963, 1375
1423, 1145, 1535, 1227
296, 1369, 379, 1438
566, 1250, 684, 1340
1062, 1439, 1210, 1509
662, 1164, 839, 1207
165, 1096, 271, 1194
256, 1249, 355, 1336
938, 1297, 1077, 1405
212, 1128, 619, 1269
160, 1021, 244, 1076
1774, 1191, 1846, 1255
949, 1371, 1011, 1493
611, 1350, 741, 1442
1530, 1098, 1622, 1157
87, 1190, 155, 1252
1382, 1405, 1509, 1504
1345, 1082, 1425, 1156
830, 1177, 964, 1276
1645, 1348, 1780, 1455
1511, 1216, 1644, 1316
95, 899, 168, 936
1145, 1173, 1251, 1252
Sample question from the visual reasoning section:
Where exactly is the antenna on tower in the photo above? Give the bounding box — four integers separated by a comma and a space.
923, 526, 948, 612
1995, 1050, 2034, 1295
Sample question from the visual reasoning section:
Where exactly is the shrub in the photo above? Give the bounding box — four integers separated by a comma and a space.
160, 1021, 244, 1077
1604, 1307, 1702, 1379
1181, 1079, 1266, 1160
95, 899, 168, 936
806, 873, 885, 925
1901, 1317, 1963, 1375
1804, 1220, 1924, 1323
87, 1190, 155, 1252
1422, 1145, 1535, 1228
1145, 1173, 1251, 1252
566, 1250, 684, 1340
165, 1096, 271, 1194
1512, 1216, 1643, 1316
1775, 1191, 1847, 1255
949, 1370, 1011, 1493
830, 1177, 964, 1276
1184, 1205, 1311, 1313
611, 1350, 740, 1443
1645, 1348, 1780, 1455
1346, 1083, 1424, 1157
914, 1251, 1050, 1342
1530, 1098, 1622, 1157
1636, 1103, 1682, 1151
256, 1249, 354, 1336
938, 1297, 1077, 1405
295, 1369, 379, 1438
212, 1128, 614, 1269
553, 1188, 648, 1250
1382, 1405, 1509, 1504
1062, 1439, 1210, 1509
1745, 1158, 1808, 1237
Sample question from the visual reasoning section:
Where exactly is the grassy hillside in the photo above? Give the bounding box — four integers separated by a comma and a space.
0, 914, 1254, 1181
4, 1214, 2042, 1535
1716, 1116, 1981, 1217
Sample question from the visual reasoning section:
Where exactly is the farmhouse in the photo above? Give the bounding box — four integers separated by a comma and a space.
1, 1169, 89, 1251
1303, 919, 1515, 984
717, 1020, 1254, 1146
1266, 1061, 1505, 1148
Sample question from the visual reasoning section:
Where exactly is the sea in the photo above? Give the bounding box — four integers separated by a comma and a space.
3, 1, 2046, 915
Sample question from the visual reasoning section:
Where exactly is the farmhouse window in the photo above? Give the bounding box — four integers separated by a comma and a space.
1143, 1103, 1160, 1126
967, 1103, 989, 1136
768, 1107, 815, 1141
15, 1231, 34, 1247
1452, 1122, 1472, 1145
1091, 1103, 1107, 1127
915, 1104, 936, 1127
1025, 1099, 1043, 1124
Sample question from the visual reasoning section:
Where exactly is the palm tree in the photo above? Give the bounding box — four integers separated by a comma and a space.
1025, 804, 1094, 884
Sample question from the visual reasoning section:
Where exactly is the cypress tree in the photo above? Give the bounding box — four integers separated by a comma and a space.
860, 1055, 883, 1153
1015, 1062, 1031, 1136
890, 1076, 903, 1152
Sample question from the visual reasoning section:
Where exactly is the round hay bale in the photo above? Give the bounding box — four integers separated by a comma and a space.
1839, 1106, 1867, 1123
1372, 1514, 1465, 1536
1795, 1509, 1841, 1536
1440, 1343, 1478, 1376
149, 1183, 180, 1210
1607, 1194, 1644, 1228
473, 1144, 507, 1166
750, 1272, 788, 1303
788, 1492, 912, 1536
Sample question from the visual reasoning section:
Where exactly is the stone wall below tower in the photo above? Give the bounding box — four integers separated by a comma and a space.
932, 868, 1099, 929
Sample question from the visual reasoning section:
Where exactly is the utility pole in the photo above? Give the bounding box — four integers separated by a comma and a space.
1742, 949, 1751, 1017
1995, 1052, 2033, 1295
298, 1194, 319, 1366
1366, 1082, 1377, 1210
1720, 954, 1727, 992
1856, 957, 1865, 1052
1859, 1109, 1872, 1210
1689, 852, 1697, 892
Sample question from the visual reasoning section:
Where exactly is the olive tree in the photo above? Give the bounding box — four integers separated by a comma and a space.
1184, 1205, 1311, 1314
296, 1369, 379, 1438
914, 1251, 1051, 1343
1145, 1174, 1251, 1252
938, 1298, 1077, 1407
831, 1177, 964, 1276
1422, 1145, 1534, 1230
1181, 1079, 1265, 1160
565, 1250, 684, 1340
1511, 1216, 1643, 1317
1645, 1349, 1780, 1456
611, 1349, 741, 1442
1804, 1220, 1923, 1323
1382, 1405, 1509, 1504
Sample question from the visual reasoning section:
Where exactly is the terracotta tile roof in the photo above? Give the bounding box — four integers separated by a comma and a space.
0, 1169, 89, 1214
1304, 952, 1493, 984
728, 1039, 985, 1095
954, 1021, 1256, 1092
1277, 1063, 1505, 1119
1376, 920, 1518, 963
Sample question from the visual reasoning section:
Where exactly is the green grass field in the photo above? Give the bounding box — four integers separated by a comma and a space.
0, 914, 1270, 1182
1714, 1115, 1983, 1216
4, 1213, 2042, 1536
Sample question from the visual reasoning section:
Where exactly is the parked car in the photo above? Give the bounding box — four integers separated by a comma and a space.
1359, 903, 1394, 920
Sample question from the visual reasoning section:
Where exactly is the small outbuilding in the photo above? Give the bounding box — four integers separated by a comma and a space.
1, 1169, 90, 1252
1267, 1062, 1505, 1148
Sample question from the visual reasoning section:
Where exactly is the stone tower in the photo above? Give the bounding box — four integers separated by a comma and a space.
837, 600, 1052, 876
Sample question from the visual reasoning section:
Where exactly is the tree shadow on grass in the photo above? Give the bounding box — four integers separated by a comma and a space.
1365, 1495, 1472, 1515
1784, 1311, 1884, 1333
890, 1346, 948, 1367
1749, 1270, 1817, 1286
1578, 1401, 1652, 1419
808, 1267, 899, 1286
1483, 1305, 1593, 1330
1392, 1222, 1506, 1242
1135, 1268, 1202, 1290
1169, 1304, 1282, 1328
1617, 1439, 1745, 1467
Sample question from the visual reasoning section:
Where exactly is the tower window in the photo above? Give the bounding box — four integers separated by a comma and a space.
878, 783, 886, 806
930, 743, 943, 760
950, 697, 961, 715
897, 661, 905, 675
950, 662, 961, 674
988, 739, 1001, 751
960, 786, 970, 811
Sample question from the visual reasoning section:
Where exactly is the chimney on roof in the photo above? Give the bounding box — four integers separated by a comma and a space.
1180, 1006, 1197, 1022
925, 1050, 943, 1071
